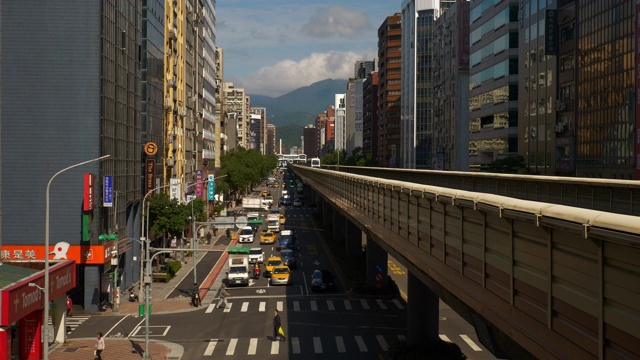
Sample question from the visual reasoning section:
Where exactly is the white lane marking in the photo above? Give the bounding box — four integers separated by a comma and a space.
259, 302, 266, 312
248, 338, 258, 355
292, 337, 301, 354
204, 339, 217, 356
360, 299, 369, 310
313, 336, 323, 353
440, 335, 451, 342
241, 302, 250, 312
376, 335, 388, 351
376, 299, 387, 310
336, 336, 346, 353
107, 314, 131, 338
270, 339, 279, 354
397, 334, 407, 342
205, 304, 215, 313
326, 299, 335, 311
226, 338, 237, 355
355, 335, 368, 352
293, 301, 300, 311
344, 299, 352, 310
460, 334, 483, 351
223, 303, 232, 313
310, 300, 318, 311
277, 301, 284, 312
393, 299, 404, 309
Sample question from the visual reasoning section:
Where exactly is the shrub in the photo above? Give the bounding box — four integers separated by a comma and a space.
165, 261, 182, 277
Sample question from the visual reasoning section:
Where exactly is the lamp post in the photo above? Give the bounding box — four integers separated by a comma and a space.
44, 155, 110, 360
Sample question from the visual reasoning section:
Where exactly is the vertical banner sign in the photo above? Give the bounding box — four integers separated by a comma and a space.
170, 178, 180, 201
635, 0, 640, 179
195, 170, 203, 197
145, 159, 155, 194
545, 10, 558, 55
103, 176, 113, 207
83, 173, 95, 211
207, 175, 215, 201
19, 310, 42, 360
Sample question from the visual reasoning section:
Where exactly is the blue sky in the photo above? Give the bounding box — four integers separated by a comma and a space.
216, 1, 401, 97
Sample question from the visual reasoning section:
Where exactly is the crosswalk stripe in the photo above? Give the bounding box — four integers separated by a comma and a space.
293, 301, 300, 311
460, 334, 483, 351
292, 337, 301, 354
205, 304, 215, 313
376, 299, 387, 310
376, 335, 388, 351
248, 338, 258, 355
393, 299, 404, 309
223, 303, 232, 313
397, 334, 407, 342
259, 302, 266, 312
344, 299, 352, 310
226, 338, 237, 355
241, 302, 249, 312
310, 300, 318, 311
277, 301, 284, 312
313, 336, 323, 353
336, 336, 346, 353
326, 300, 335, 311
440, 335, 451, 342
354, 335, 368, 352
204, 339, 217, 356
270, 339, 279, 354
360, 299, 369, 310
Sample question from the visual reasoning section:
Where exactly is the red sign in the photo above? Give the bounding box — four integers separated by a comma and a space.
19, 310, 41, 360
83, 173, 96, 211
1, 240, 121, 265
1, 261, 76, 326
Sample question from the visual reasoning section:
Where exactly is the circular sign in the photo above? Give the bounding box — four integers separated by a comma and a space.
144, 142, 158, 156
375, 273, 383, 282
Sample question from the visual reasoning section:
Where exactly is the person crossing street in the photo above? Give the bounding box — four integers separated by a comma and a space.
272, 309, 285, 341
216, 284, 230, 309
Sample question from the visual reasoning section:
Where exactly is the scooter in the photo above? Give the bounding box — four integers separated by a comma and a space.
191, 291, 201, 307
128, 289, 138, 302
253, 265, 261, 280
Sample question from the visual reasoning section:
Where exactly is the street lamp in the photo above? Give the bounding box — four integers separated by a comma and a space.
44, 155, 110, 360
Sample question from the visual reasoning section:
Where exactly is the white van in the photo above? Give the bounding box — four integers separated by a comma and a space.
310, 158, 321, 168
267, 214, 280, 232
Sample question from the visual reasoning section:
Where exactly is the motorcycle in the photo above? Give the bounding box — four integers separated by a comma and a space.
191, 291, 201, 307
253, 265, 261, 280
128, 289, 138, 302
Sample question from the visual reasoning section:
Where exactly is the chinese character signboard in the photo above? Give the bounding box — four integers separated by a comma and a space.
207, 175, 215, 201
195, 170, 203, 197
145, 159, 155, 194
83, 173, 96, 211
170, 178, 180, 201
544, 10, 558, 55
103, 176, 113, 207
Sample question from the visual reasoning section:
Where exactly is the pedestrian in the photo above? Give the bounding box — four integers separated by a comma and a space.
66, 295, 73, 317
95, 332, 105, 359
206, 231, 212, 244
272, 309, 283, 341
216, 284, 230, 309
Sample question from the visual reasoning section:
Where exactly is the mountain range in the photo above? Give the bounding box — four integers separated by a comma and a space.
249, 78, 347, 150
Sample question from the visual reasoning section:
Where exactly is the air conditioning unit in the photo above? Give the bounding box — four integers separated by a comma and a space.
164, 97, 171, 109
169, 28, 177, 41
167, 78, 176, 89
179, 107, 187, 117
555, 123, 565, 133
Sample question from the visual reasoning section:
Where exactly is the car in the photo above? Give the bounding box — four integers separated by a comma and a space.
261, 190, 268, 197
260, 231, 276, 244
270, 266, 291, 285
265, 257, 283, 277
279, 230, 296, 249
270, 206, 280, 214
238, 226, 254, 243
282, 197, 293, 206
311, 269, 336, 292
279, 249, 297, 269
279, 214, 286, 225
273, 183, 280, 188
279, 197, 285, 206
293, 198, 303, 207
249, 247, 264, 263
262, 196, 274, 207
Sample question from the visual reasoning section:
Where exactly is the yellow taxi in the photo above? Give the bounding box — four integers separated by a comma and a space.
270, 266, 291, 285
260, 231, 276, 244
279, 214, 286, 225
265, 257, 283, 277
273, 182, 280, 188
261, 190, 268, 197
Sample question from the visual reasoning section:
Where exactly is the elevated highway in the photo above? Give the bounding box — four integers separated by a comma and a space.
293, 165, 640, 359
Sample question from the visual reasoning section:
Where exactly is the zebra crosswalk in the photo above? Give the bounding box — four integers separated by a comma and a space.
47, 315, 90, 334
205, 298, 404, 314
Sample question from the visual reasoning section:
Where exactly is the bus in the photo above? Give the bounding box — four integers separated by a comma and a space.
310, 158, 321, 168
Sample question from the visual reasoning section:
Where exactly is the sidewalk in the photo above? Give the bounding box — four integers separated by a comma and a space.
50, 222, 239, 359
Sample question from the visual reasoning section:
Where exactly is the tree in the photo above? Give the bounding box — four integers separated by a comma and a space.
218, 148, 278, 198
485, 155, 529, 173
321, 149, 347, 165
147, 193, 207, 240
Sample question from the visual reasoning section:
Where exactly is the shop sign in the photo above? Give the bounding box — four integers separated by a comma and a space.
1, 240, 120, 265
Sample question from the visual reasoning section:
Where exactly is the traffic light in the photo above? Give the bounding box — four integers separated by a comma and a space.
99, 233, 118, 241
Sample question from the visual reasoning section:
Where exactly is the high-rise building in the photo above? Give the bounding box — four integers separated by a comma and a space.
202, 0, 219, 171
363, 72, 379, 162
1, 1, 142, 313
251, 107, 268, 154
433, 1, 470, 171
400, 0, 455, 169
224, 82, 249, 149
214, 47, 226, 163
266, 124, 277, 155
335, 94, 347, 151
378, 13, 402, 167
468, 0, 519, 171
304, 125, 319, 158
354, 60, 376, 79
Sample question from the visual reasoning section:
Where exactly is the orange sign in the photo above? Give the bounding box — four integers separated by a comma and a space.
144, 142, 158, 156
1, 242, 119, 265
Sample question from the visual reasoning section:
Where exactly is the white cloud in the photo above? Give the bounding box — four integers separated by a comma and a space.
302, 6, 371, 38
232, 51, 376, 97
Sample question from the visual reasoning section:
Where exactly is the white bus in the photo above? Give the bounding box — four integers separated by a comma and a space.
310, 158, 321, 168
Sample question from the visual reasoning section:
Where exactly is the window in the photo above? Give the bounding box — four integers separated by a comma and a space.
560, 55, 573, 71
560, 24, 574, 42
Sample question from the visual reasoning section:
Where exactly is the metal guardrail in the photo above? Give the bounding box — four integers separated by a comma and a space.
294, 165, 640, 359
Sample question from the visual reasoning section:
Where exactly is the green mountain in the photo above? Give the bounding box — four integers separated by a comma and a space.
249, 78, 347, 152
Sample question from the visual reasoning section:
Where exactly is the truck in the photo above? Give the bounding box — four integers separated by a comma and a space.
227, 250, 250, 286
242, 197, 263, 211
267, 214, 280, 233
247, 212, 263, 231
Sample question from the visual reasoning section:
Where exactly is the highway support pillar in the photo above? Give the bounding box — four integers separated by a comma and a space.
407, 271, 439, 347
345, 219, 361, 257
332, 210, 345, 244
321, 199, 331, 227
365, 239, 388, 289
